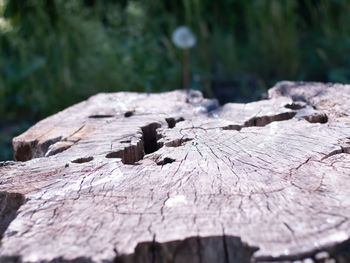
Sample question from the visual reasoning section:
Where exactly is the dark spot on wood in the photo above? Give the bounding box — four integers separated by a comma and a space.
14, 141, 37, 162
71, 156, 93, 163
244, 112, 297, 127
0, 192, 25, 240
124, 111, 134, 118
88, 115, 114, 118
303, 113, 328, 124
106, 143, 143, 165
156, 157, 175, 166
120, 140, 131, 143
165, 118, 176, 128
222, 112, 297, 131
165, 117, 185, 128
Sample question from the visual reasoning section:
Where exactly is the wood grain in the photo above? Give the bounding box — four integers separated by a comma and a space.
1, 82, 350, 263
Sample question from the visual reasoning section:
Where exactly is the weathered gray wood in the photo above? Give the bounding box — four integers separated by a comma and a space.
1, 82, 350, 263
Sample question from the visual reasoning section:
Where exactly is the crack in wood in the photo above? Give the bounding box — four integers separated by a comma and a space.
45, 141, 76, 157
88, 115, 115, 118
71, 156, 94, 164
223, 112, 297, 131
321, 146, 350, 160
0, 192, 25, 241
124, 110, 135, 118
244, 112, 297, 127
141, 123, 163, 155
106, 123, 164, 164
39, 136, 63, 158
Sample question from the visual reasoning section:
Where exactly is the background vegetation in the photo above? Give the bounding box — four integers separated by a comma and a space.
1, 0, 350, 160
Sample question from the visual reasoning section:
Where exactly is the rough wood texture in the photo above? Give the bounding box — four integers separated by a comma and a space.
1, 81, 350, 263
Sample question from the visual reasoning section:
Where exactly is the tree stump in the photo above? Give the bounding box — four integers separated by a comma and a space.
1, 82, 350, 263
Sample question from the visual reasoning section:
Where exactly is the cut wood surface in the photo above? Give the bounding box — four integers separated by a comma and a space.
1, 81, 350, 263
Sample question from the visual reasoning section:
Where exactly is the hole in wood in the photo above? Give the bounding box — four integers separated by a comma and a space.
45, 142, 72, 157
124, 110, 134, 118
141, 123, 163, 154
106, 123, 163, 164
0, 192, 25, 240
303, 113, 328, 124
71, 156, 94, 164
156, 157, 175, 166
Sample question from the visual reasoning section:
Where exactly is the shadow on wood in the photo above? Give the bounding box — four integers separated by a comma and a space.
115, 235, 257, 263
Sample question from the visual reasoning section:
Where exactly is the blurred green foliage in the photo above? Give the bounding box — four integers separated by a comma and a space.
1, 0, 350, 160
0, 0, 178, 123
